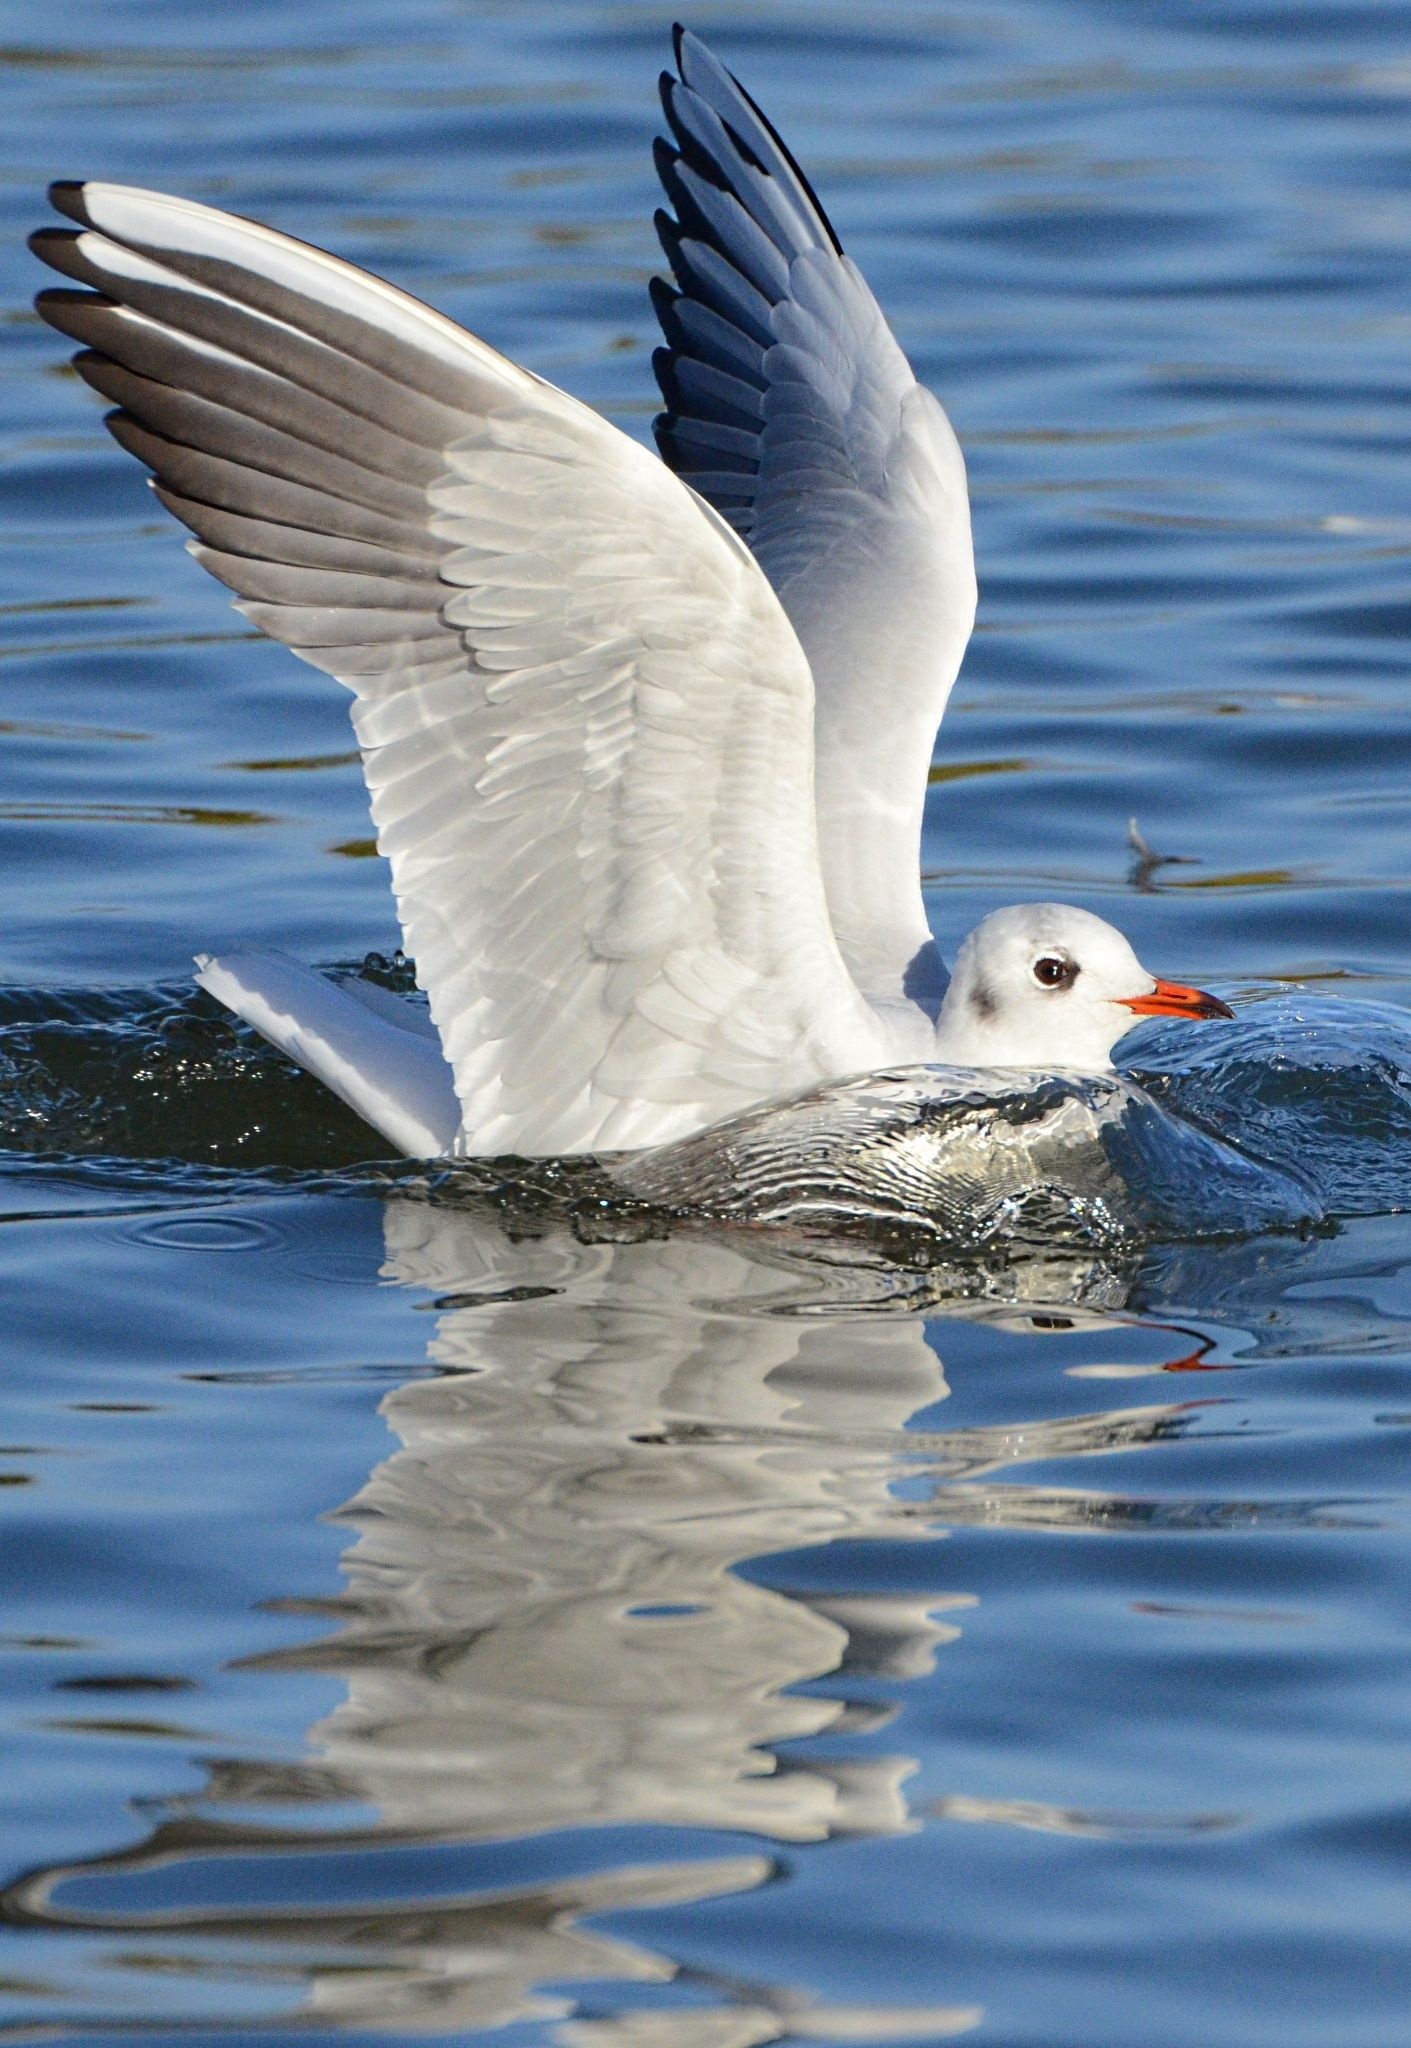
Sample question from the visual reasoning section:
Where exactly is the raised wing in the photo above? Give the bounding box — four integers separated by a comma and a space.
32, 182, 903, 1154
653, 28, 977, 1013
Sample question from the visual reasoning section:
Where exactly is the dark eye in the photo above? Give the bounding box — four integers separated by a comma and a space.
1033, 954, 1076, 990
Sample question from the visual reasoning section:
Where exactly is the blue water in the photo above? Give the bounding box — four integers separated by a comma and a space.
4, 1, 1411, 2041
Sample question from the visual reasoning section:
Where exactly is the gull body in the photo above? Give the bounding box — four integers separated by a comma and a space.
30, 29, 1230, 1161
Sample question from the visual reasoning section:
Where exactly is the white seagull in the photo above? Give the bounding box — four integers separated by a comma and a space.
30, 26, 1230, 1161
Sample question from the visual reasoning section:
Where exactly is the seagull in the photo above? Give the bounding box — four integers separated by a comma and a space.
29, 26, 1231, 1161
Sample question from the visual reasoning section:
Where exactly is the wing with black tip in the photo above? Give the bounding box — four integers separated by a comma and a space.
653, 28, 976, 1011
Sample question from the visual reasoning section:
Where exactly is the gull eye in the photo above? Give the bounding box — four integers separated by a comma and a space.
1033, 954, 1076, 991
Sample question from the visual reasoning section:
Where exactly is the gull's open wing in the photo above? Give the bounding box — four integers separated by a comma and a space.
653, 28, 976, 1012
32, 182, 898, 1154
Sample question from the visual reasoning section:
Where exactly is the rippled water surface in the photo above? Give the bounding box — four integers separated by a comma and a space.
5, 1, 1411, 2041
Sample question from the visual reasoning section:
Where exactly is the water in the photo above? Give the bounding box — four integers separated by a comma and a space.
4, 0, 1411, 2039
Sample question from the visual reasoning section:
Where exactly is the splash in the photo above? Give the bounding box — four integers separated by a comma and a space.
4, 978, 1411, 1255
614, 1062, 1321, 1248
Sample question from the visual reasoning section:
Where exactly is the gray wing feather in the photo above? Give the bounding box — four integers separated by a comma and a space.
108, 415, 438, 549
151, 488, 441, 576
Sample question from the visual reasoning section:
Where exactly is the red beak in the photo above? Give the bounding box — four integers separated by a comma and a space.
1118, 978, 1234, 1022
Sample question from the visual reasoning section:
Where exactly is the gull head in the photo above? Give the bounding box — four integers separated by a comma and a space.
933, 903, 1233, 1074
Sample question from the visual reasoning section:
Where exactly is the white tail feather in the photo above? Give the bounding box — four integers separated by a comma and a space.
194, 952, 461, 1157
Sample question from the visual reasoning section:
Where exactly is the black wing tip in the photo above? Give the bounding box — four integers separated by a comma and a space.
654, 145, 738, 265
647, 273, 681, 332
667, 27, 845, 261
651, 345, 681, 410
30, 227, 107, 298
32, 284, 102, 322
72, 350, 116, 399
103, 408, 164, 462
653, 205, 687, 276
654, 415, 684, 470
726, 65, 843, 258
663, 27, 845, 263
48, 180, 90, 225
658, 88, 743, 209
29, 224, 79, 264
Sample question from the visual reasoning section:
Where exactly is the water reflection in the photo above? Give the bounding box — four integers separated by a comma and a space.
292, 1207, 983, 1850
1, 1195, 1236, 2037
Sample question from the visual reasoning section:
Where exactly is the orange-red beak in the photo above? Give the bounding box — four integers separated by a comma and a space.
1118, 978, 1234, 1022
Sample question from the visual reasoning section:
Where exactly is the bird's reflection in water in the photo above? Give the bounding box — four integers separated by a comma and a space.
5, 1192, 1216, 2041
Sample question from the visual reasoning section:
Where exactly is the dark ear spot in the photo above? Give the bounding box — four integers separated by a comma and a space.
970, 979, 998, 1022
